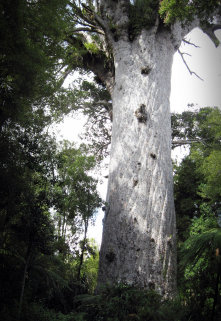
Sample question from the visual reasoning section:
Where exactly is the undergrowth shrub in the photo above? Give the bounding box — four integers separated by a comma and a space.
22, 303, 81, 321
73, 283, 189, 321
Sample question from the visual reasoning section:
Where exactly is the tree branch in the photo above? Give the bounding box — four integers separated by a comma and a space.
58, 68, 72, 86
182, 38, 200, 48
81, 3, 114, 43
172, 139, 200, 147
151, 14, 160, 36
68, 1, 98, 29
201, 23, 221, 47
73, 27, 97, 33
72, 27, 105, 35
178, 49, 203, 81
172, 138, 211, 148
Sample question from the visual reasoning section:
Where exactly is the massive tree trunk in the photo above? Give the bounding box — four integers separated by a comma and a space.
67, 0, 207, 297
67, 0, 221, 299
97, 27, 177, 297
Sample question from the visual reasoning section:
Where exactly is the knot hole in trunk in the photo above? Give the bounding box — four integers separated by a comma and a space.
141, 66, 151, 75
135, 104, 148, 123
105, 250, 116, 263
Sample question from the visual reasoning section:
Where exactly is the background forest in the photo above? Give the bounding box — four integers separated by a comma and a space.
0, 1, 221, 321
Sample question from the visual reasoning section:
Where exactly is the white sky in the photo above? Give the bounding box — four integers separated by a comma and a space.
171, 28, 221, 112
53, 27, 221, 246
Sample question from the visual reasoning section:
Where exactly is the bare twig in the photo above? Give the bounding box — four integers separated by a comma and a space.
172, 138, 210, 147
178, 49, 204, 81
172, 139, 200, 147
182, 38, 200, 48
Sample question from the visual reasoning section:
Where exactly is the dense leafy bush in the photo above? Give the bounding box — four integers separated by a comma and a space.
72, 284, 189, 321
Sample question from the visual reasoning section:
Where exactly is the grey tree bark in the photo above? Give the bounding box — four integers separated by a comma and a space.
97, 28, 177, 297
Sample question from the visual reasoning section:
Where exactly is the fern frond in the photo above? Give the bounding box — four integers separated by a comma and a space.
180, 228, 221, 268
0, 248, 25, 263
73, 293, 101, 305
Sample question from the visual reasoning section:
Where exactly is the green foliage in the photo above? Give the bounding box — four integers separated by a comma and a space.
174, 156, 205, 241
0, 121, 102, 318
61, 79, 112, 161
23, 303, 81, 321
178, 216, 221, 320
159, 0, 221, 25
174, 107, 221, 320
0, 0, 70, 126
0, 2, 104, 320
189, 108, 221, 203
172, 107, 221, 147
84, 42, 100, 54
199, 150, 221, 200
173, 107, 221, 242
159, 0, 193, 24
171, 110, 198, 143
77, 239, 99, 294
53, 141, 102, 242
129, 0, 220, 35
129, 0, 159, 39
72, 284, 189, 321
0, 107, 102, 320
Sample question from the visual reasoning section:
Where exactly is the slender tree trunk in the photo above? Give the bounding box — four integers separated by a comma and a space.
18, 248, 31, 320
211, 268, 220, 321
62, 211, 67, 239
77, 219, 89, 280
98, 29, 177, 297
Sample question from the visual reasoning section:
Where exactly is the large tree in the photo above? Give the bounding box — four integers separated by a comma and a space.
65, 0, 221, 296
